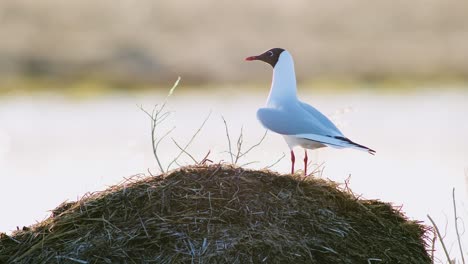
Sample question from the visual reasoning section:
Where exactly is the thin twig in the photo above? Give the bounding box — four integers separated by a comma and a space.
166, 111, 212, 171
174, 160, 183, 168
344, 174, 353, 195
172, 138, 199, 164
431, 227, 437, 263
155, 111, 173, 126
147, 168, 155, 177
239, 161, 259, 167
155, 127, 176, 149
138, 77, 181, 173
222, 117, 269, 166
149, 106, 165, 173
139, 104, 161, 171
427, 214, 453, 264
221, 116, 234, 164
199, 150, 212, 165
264, 152, 285, 169
237, 130, 268, 160
307, 161, 326, 177
139, 105, 157, 120
452, 188, 466, 264
234, 126, 244, 164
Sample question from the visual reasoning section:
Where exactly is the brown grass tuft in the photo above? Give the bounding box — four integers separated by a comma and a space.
0, 165, 431, 263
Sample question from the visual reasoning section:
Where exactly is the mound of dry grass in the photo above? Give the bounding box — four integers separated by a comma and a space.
0, 165, 431, 263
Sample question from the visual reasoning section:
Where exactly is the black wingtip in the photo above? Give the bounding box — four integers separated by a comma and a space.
334, 136, 376, 155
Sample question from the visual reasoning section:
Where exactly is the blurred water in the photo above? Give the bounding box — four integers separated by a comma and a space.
1, 89, 467, 261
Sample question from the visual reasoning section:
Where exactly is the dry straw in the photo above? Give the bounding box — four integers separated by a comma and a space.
1, 165, 431, 263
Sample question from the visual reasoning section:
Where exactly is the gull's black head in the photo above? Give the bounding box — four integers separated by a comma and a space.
245, 48, 285, 68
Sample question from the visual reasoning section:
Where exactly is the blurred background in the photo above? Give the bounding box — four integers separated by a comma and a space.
0, 0, 467, 262
1, 0, 468, 87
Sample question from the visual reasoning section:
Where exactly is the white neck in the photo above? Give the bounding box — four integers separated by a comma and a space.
266, 51, 298, 107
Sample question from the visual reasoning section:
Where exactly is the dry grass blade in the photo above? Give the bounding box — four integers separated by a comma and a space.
234, 126, 244, 164
452, 188, 466, 264
172, 138, 199, 164
236, 130, 267, 162
221, 116, 234, 164
221, 116, 269, 166
264, 152, 285, 169
427, 214, 454, 264
166, 110, 211, 171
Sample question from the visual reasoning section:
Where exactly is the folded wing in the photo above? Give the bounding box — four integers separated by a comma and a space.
256, 106, 342, 137
257, 106, 375, 154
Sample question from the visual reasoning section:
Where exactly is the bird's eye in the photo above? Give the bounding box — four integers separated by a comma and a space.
268, 51, 274, 57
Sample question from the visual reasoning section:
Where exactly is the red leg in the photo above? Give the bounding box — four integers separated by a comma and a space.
290, 150, 295, 174
304, 149, 308, 175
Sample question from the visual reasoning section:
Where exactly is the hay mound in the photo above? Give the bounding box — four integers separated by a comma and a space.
1, 165, 430, 263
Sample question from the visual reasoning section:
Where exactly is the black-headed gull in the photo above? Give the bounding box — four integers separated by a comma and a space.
245, 48, 375, 175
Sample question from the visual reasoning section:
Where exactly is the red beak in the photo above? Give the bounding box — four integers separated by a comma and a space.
245, 56, 257, 61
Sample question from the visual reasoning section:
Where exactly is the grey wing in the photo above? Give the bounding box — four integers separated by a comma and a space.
299, 101, 343, 136
256, 106, 343, 137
